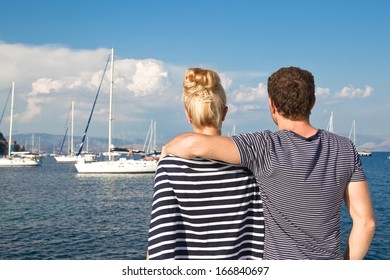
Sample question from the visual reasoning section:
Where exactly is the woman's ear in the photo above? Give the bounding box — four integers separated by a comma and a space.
222, 106, 228, 121
185, 110, 193, 124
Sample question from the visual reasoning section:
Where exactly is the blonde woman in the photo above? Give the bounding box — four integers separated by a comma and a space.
147, 68, 264, 259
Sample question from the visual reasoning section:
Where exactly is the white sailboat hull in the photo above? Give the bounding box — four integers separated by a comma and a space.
75, 158, 157, 173
0, 157, 40, 167
54, 155, 78, 163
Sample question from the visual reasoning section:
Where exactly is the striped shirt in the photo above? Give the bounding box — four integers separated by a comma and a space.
232, 129, 366, 259
148, 156, 264, 260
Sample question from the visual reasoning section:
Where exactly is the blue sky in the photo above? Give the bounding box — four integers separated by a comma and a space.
0, 0, 389, 150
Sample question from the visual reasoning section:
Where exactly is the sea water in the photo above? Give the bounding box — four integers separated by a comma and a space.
341, 152, 390, 260
0, 157, 154, 260
0, 153, 389, 259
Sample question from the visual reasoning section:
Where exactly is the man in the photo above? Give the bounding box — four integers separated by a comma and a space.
161, 66, 375, 259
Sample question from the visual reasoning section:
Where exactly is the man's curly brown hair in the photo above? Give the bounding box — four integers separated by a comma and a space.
267, 67, 316, 120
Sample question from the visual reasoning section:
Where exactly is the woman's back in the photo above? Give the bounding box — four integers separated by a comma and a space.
148, 156, 264, 259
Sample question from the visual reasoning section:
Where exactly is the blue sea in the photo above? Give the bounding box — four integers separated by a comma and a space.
0, 153, 389, 260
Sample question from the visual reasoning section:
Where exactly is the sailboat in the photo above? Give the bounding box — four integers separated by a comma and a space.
326, 112, 334, 133
54, 101, 78, 163
0, 82, 40, 167
141, 119, 161, 160
227, 124, 236, 136
349, 120, 372, 157
74, 48, 157, 173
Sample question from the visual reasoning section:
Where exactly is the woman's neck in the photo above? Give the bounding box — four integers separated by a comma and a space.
193, 126, 220, 136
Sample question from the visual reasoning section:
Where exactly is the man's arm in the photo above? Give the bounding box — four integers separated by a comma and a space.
343, 180, 376, 259
161, 132, 241, 164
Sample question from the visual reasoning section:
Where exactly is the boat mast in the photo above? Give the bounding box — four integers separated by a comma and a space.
153, 120, 156, 153
327, 112, 334, 133
71, 101, 74, 156
8, 82, 15, 158
108, 48, 114, 161
32, 134, 34, 153
143, 119, 152, 153
349, 119, 356, 144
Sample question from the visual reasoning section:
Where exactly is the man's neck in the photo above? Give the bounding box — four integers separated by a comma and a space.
277, 118, 318, 138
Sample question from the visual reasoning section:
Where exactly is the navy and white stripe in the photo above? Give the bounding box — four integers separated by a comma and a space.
232, 129, 366, 260
148, 156, 264, 260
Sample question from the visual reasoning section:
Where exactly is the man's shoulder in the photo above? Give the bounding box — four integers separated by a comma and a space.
319, 129, 353, 143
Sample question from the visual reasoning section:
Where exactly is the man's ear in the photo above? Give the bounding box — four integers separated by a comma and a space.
269, 97, 276, 114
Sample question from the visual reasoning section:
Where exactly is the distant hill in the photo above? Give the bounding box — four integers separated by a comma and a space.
354, 134, 390, 152
2, 132, 390, 155
4, 132, 162, 154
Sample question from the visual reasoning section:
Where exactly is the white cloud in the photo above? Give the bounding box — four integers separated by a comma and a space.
29, 78, 65, 96
219, 73, 233, 91
241, 104, 262, 111
232, 82, 267, 103
0, 42, 108, 88
116, 59, 171, 97
336, 85, 374, 99
315, 87, 331, 98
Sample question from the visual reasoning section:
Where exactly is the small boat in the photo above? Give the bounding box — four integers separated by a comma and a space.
54, 154, 78, 163
349, 120, 372, 157
358, 151, 372, 157
0, 152, 40, 167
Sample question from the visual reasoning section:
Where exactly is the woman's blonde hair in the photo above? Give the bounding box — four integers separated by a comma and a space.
182, 68, 226, 131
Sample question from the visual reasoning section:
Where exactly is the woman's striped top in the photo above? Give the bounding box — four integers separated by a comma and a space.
148, 156, 264, 260
232, 129, 366, 259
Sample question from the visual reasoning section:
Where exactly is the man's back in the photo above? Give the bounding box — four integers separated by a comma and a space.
232, 129, 366, 259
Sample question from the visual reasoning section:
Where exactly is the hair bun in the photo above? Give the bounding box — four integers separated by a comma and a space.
184, 68, 220, 95
182, 68, 226, 131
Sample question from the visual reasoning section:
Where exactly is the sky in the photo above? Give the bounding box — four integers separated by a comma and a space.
0, 0, 389, 150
